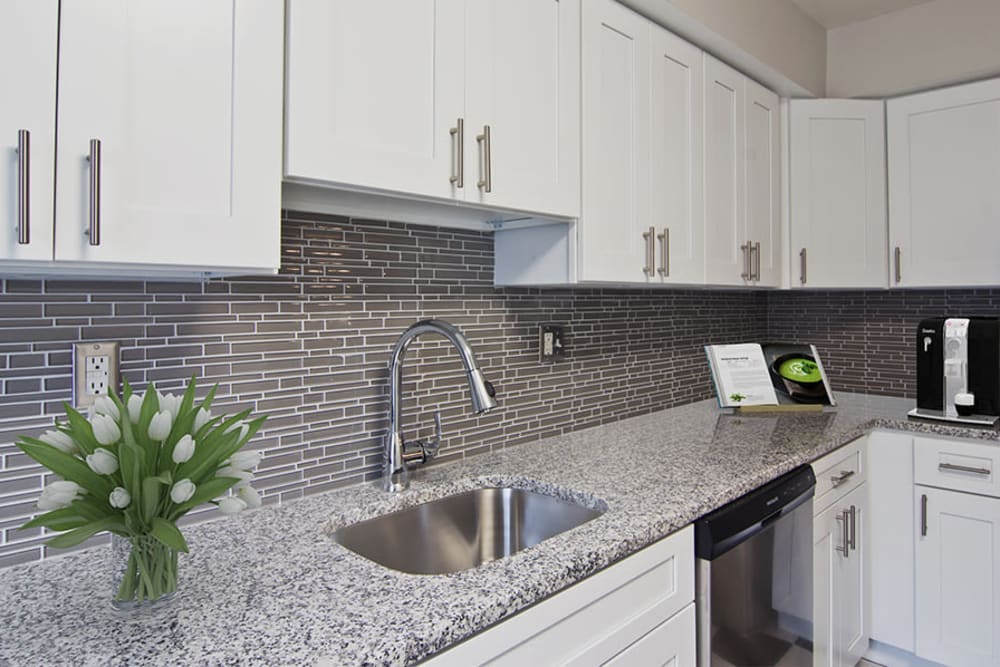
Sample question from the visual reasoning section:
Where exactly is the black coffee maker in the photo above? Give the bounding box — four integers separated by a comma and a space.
910, 317, 1000, 426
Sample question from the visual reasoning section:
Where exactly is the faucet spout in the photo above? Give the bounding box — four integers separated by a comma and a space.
383, 319, 497, 492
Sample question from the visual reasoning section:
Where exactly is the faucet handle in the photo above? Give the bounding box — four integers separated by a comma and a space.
401, 411, 442, 466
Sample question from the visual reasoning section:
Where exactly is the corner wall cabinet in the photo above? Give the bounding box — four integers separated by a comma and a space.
284, 0, 580, 220
703, 55, 780, 287
887, 76, 1000, 287
1, 0, 283, 277
423, 525, 695, 665
789, 99, 887, 288
812, 438, 870, 667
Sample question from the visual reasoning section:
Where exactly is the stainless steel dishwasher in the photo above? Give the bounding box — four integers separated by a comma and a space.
695, 464, 816, 667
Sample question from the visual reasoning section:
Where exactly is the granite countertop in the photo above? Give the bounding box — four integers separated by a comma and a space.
1, 393, 997, 667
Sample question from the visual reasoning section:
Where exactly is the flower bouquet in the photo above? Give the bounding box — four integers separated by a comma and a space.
16, 377, 266, 610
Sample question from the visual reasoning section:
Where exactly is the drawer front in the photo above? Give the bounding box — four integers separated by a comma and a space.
603, 602, 695, 666
914, 436, 1000, 498
813, 437, 866, 513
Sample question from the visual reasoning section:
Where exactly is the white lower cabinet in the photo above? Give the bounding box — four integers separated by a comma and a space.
424, 525, 694, 666
812, 438, 869, 667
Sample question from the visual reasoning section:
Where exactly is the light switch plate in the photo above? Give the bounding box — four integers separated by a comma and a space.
73, 341, 120, 408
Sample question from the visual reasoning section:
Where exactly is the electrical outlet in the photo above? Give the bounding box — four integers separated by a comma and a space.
539, 324, 566, 362
74, 342, 120, 408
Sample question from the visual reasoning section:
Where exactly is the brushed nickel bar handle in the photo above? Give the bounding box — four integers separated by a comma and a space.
752, 241, 761, 281
740, 242, 750, 280
939, 462, 991, 476
894, 246, 902, 283
848, 505, 857, 551
830, 469, 855, 487
449, 118, 464, 188
800, 248, 807, 285
87, 139, 102, 246
657, 228, 669, 277
16, 130, 30, 245
920, 493, 928, 537
836, 510, 849, 557
642, 227, 654, 276
476, 125, 492, 193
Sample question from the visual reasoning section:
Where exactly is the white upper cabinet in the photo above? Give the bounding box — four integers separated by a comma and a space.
54, 0, 282, 273
578, 0, 650, 283
0, 0, 58, 263
703, 56, 780, 287
284, 0, 465, 202
285, 0, 580, 220
790, 99, 887, 288
888, 76, 1000, 287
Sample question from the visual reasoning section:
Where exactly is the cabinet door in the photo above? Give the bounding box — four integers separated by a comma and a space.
744, 79, 781, 287
648, 27, 704, 284
703, 55, 746, 286
915, 486, 1000, 667
465, 0, 580, 218
579, 0, 650, 283
888, 77, 1000, 287
0, 0, 57, 263
789, 100, 887, 288
813, 501, 841, 667
284, 0, 465, 202
55, 0, 282, 271
837, 484, 868, 667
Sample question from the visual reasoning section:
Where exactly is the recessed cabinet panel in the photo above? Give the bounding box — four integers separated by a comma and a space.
744, 80, 780, 287
579, 0, 649, 283
285, 0, 465, 201
790, 100, 887, 288
704, 56, 745, 286
465, 0, 579, 217
55, 0, 282, 270
0, 0, 57, 263
888, 77, 1000, 287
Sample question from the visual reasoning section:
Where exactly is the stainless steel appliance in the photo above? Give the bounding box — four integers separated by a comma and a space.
910, 317, 1000, 426
695, 465, 816, 667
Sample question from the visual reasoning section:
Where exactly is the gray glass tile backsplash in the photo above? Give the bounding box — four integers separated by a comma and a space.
2, 210, 998, 567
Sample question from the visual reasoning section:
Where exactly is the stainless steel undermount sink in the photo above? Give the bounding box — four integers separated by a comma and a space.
334, 487, 605, 575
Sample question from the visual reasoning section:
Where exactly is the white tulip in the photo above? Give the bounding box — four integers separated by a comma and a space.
90, 413, 121, 447
169, 479, 196, 504
217, 496, 248, 515
85, 448, 119, 475
92, 395, 120, 420
193, 407, 212, 433
224, 420, 249, 442
216, 466, 253, 488
148, 410, 173, 441
227, 450, 261, 471
157, 392, 182, 418
109, 486, 131, 509
172, 434, 196, 464
39, 429, 78, 455
37, 480, 83, 511
127, 394, 144, 424
237, 485, 262, 509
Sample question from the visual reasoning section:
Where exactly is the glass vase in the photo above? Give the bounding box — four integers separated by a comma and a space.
110, 533, 179, 612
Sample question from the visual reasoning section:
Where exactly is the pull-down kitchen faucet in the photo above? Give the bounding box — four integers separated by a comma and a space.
382, 319, 497, 492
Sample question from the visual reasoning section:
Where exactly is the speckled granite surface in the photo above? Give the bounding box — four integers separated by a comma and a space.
1, 393, 997, 667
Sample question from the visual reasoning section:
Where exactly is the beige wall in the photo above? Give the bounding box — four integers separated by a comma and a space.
666, 0, 827, 95
828, 0, 1000, 97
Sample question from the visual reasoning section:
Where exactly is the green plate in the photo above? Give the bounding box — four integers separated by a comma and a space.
778, 357, 822, 383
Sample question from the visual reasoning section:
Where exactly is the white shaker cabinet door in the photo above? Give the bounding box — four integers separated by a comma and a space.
789, 99, 887, 288
744, 79, 781, 287
915, 486, 1000, 667
285, 0, 465, 203
703, 55, 746, 286
579, 0, 651, 283
54, 0, 283, 272
888, 77, 1000, 287
0, 0, 57, 263
648, 26, 704, 284
465, 0, 580, 218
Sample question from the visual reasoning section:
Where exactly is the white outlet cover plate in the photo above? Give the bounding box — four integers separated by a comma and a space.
73, 341, 120, 408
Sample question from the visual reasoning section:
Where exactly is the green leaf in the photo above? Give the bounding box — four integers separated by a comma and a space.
117, 439, 144, 502
16, 439, 112, 498
141, 476, 163, 523
46, 516, 124, 549
150, 517, 189, 553
178, 376, 198, 422
62, 403, 99, 455
197, 383, 219, 415
20, 507, 91, 531
169, 476, 241, 520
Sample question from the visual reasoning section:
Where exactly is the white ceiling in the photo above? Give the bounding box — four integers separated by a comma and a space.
791, 0, 935, 29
